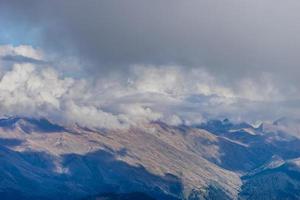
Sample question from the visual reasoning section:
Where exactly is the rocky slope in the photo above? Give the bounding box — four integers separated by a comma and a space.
1, 117, 300, 199
0, 117, 241, 200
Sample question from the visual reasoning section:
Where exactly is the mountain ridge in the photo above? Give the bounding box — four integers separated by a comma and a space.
0, 116, 300, 199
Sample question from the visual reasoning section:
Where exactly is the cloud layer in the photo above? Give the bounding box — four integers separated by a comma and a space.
0, 45, 298, 129
1, 1, 300, 127
2, 0, 300, 79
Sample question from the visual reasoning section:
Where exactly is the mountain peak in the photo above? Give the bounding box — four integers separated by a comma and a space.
0, 116, 65, 133
198, 118, 254, 135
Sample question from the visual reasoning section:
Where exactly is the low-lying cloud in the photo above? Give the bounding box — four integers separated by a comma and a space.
0, 45, 298, 129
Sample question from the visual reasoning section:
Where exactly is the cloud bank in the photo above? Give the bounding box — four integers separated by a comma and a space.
0, 45, 298, 129
1, 0, 300, 127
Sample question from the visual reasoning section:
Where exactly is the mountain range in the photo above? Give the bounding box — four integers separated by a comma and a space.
0, 116, 300, 199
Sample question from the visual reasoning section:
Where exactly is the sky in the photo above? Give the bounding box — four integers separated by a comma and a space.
0, 0, 300, 128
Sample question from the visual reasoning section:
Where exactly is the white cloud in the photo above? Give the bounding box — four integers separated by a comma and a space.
0, 45, 297, 129
62, 101, 127, 129
164, 115, 183, 126
237, 74, 283, 102
0, 45, 43, 60
129, 65, 236, 99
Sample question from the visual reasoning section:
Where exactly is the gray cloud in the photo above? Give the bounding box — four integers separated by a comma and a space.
1, 55, 48, 64
0, 45, 299, 127
1, 1, 300, 123
2, 1, 300, 76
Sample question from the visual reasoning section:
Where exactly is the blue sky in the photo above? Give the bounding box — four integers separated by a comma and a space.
0, 18, 41, 46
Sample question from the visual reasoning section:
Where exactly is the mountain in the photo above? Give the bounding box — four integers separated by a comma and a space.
260, 117, 300, 139
196, 119, 254, 136
0, 117, 300, 199
0, 117, 65, 133
240, 158, 300, 200
0, 117, 241, 200
83, 192, 156, 200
